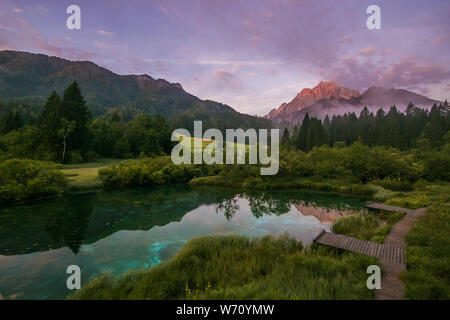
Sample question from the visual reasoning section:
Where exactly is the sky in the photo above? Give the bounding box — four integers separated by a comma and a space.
0, 0, 449, 115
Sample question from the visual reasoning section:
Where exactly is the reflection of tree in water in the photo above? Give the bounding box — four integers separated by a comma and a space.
44, 195, 93, 254
190, 186, 364, 221
215, 198, 239, 220
192, 186, 240, 221
246, 192, 291, 218
211, 190, 291, 220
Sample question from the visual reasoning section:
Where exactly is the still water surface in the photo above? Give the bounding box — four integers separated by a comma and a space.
0, 185, 365, 299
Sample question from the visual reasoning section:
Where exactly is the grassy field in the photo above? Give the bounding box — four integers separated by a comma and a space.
60, 159, 122, 191
70, 235, 377, 300
175, 133, 254, 154
382, 181, 450, 209
402, 205, 450, 299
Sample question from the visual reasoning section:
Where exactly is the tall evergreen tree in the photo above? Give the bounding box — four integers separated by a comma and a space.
61, 81, 90, 152
111, 112, 121, 122
0, 111, 23, 134
38, 90, 63, 154
297, 113, 310, 151
281, 127, 290, 148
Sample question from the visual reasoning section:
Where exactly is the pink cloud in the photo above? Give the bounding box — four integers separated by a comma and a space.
328, 56, 450, 91
431, 35, 449, 46
97, 29, 115, 37
212, 69, 243, 91
359, 46, 376, 56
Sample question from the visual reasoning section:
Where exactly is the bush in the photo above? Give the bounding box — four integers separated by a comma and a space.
69, 150, 84, 164
98, 157, 210, 188
422, 151, 450, 181
85, 151, 100, 162
0, 159, 68, 204
370, 177, 413, 191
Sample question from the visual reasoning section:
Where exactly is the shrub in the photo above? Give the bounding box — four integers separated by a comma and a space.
422, 151, 450, 181
98, 157, 210, 188
85, 151, 100, 162
69, 151, 84, 164
370, 177, 413, 191
0, 159, 68, 204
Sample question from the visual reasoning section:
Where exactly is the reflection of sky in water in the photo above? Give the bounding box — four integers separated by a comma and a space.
0, 197, 342, 300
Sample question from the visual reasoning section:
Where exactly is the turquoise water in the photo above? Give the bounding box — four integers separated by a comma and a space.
0, 185, 365, 300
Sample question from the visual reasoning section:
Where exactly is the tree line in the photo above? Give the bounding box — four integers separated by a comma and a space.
0, 82, 173, 163
282, 103, 450, 152
2, 82, 449, 163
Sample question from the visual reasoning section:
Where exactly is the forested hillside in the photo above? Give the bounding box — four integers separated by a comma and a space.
0, 50, 273, 132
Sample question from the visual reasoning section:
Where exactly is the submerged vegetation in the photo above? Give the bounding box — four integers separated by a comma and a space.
403, 205, 450, 300
70, 235, 377, 300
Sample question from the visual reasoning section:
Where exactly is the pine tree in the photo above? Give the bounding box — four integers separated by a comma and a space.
61, 81, 90, 152
0, 111, 23, 134
38, 90, 64, 154
297, 113, 310, 151
281, 127, 290, 149
111, 112, 121, 122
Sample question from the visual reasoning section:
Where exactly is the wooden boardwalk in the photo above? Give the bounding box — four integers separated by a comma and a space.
313, 204, 428, 300
314, 231, 405, 265
364, 202, 426, 215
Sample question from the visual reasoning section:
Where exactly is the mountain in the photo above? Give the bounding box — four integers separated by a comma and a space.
0, 50, 273, 130
266, 81, 441, 123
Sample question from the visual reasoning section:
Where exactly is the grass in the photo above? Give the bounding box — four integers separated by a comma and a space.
175, 133, 258, 159
332, 210, 405, 243
60, 158, 121, 169
383, 180, 450, 209
60, 167, 103, 191
60, 159, 122, 191
402, 205, 450, 299
69, 235, 377, 300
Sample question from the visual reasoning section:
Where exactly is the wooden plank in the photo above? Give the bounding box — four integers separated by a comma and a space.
315, 233, 401, 264
364, 202, 426, 215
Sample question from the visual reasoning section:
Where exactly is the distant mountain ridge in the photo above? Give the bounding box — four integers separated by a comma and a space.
0, 50, 273, 130
266, 81, 442, 123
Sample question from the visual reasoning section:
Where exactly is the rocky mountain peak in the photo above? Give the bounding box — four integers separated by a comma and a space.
265, 81, 441, 123
267, 81, 361, 120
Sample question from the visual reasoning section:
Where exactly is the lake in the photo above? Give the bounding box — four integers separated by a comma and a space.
0, 185, 366, 299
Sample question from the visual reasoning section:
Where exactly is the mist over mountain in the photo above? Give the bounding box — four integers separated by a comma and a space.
267, 81, 442, 123
0, 50, 273, 131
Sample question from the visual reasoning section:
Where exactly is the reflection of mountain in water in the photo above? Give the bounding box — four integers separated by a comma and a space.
0, 186, 365, 256
293, 203, 359, 223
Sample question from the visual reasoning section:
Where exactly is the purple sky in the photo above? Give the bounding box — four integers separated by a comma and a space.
0, 0, 449, 115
